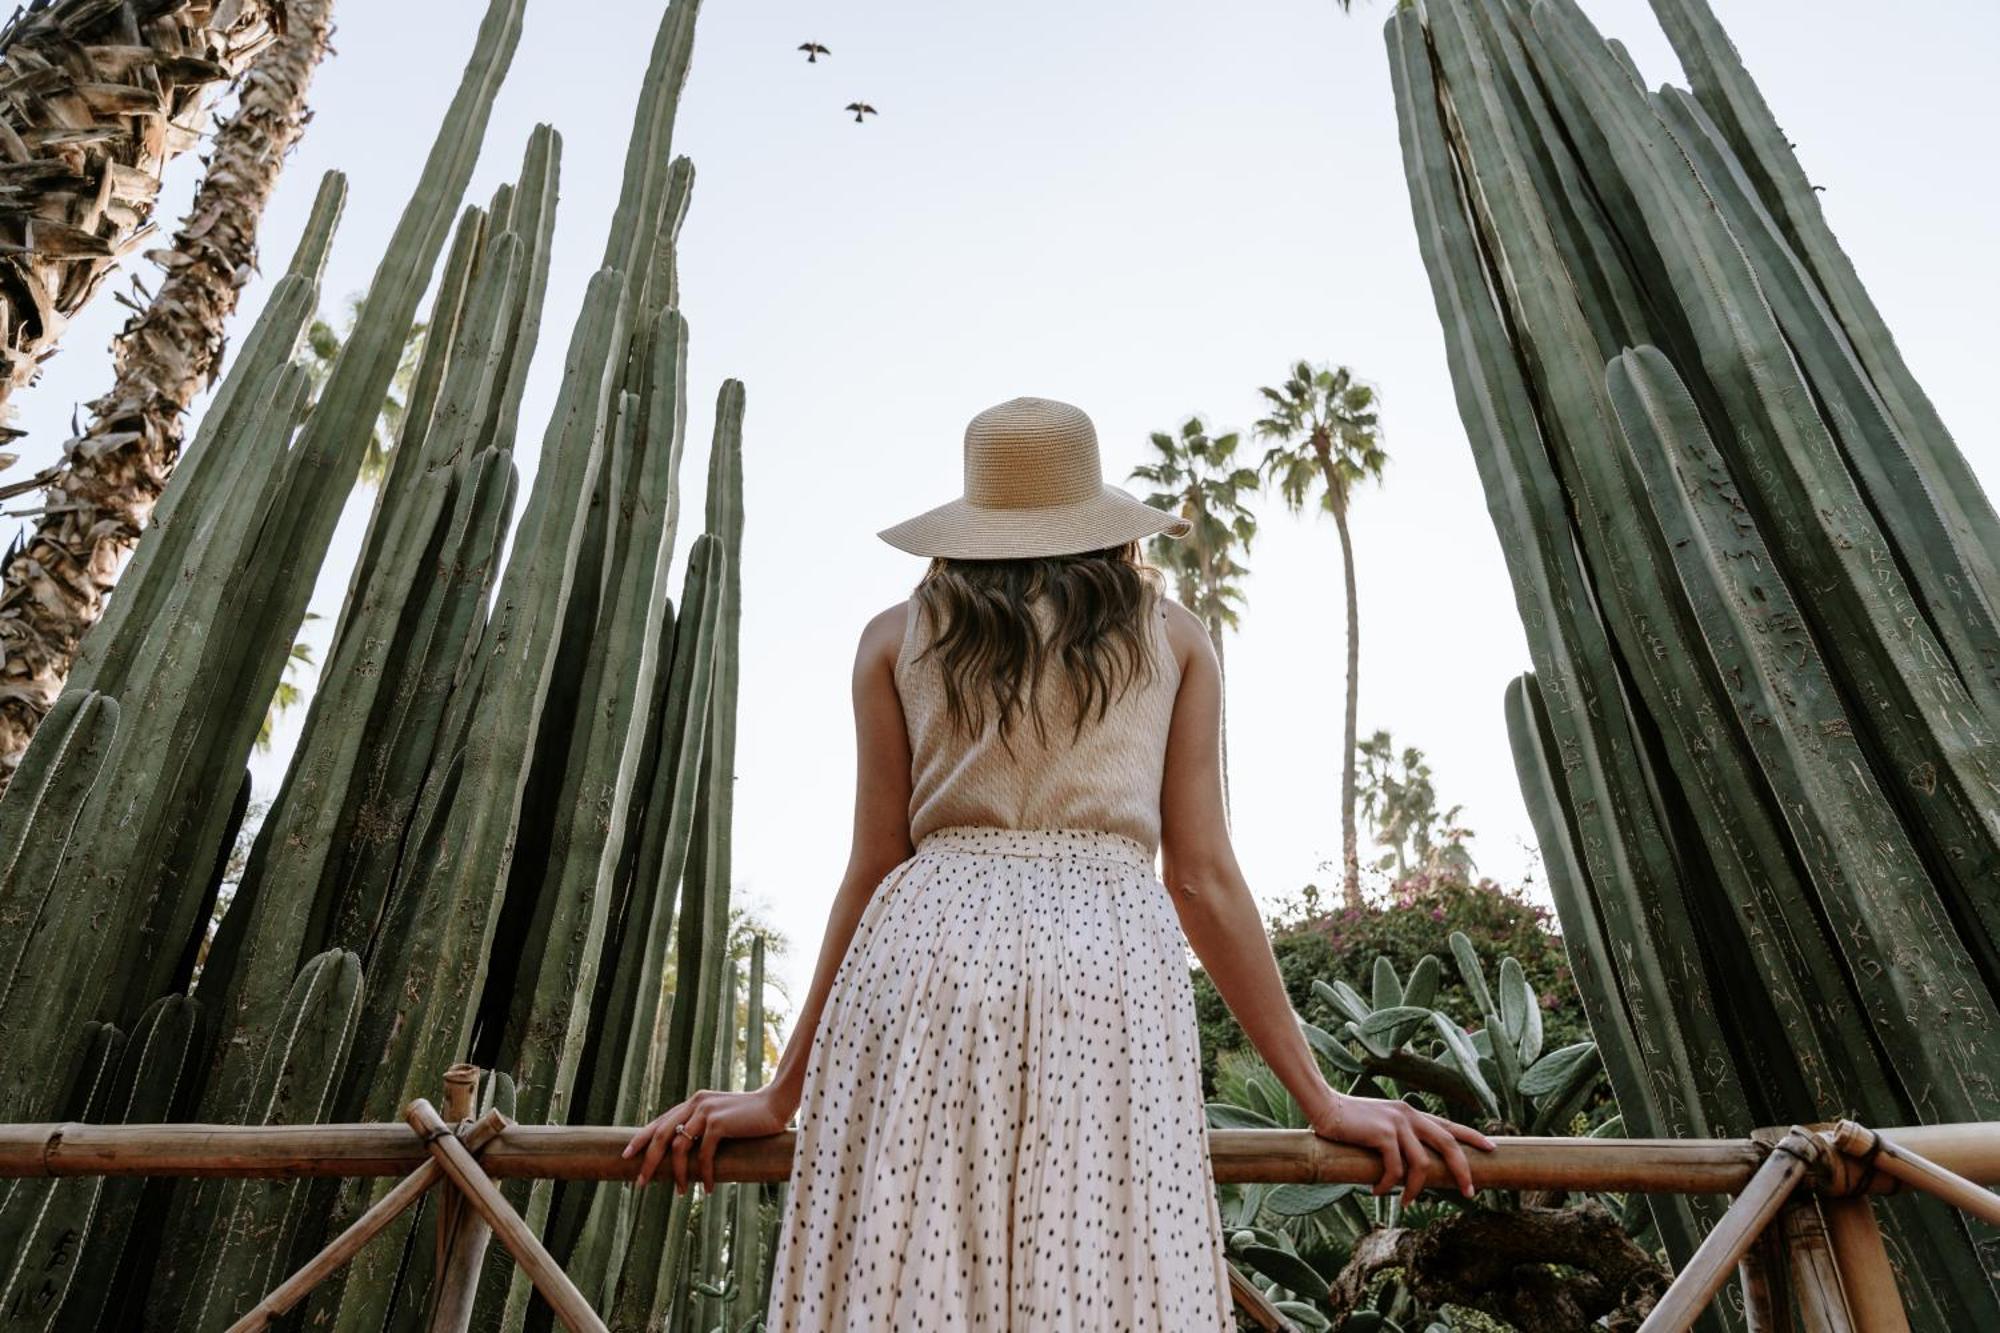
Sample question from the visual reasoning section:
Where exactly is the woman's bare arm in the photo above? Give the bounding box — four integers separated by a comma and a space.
625, 601, 916, 1190
1156, 602, 1493, 1199
764, 602, 916, 1108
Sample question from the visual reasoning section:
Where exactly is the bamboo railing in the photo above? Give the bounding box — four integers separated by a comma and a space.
2, 1076, 1994, 1333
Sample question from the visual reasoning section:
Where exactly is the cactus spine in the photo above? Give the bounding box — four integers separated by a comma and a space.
1390, 0, 2000, 1322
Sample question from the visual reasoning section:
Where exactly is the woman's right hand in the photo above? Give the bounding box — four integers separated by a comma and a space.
623, 1084, 796, 1192
1306, 1087, 1495, 1201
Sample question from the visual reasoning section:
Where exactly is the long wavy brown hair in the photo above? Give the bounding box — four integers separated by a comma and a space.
912, 541, 1164, 746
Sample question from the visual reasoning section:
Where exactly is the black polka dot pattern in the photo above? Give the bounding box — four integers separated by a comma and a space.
764, 826, 1233, 1330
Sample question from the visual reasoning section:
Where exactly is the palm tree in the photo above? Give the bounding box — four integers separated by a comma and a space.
0, 0, 324, 777
1256, 361, 1386, 908
301, 295, 427, 485
1131, 416, 1259, 805
1356, 728, 1475, 881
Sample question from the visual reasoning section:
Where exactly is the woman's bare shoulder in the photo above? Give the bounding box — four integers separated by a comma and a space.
1157, 597, 1215, 671
855, 597, 913, 673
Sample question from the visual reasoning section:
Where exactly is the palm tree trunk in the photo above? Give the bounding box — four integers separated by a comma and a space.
0, 0, 273, 427
0, 0, 315, 777
1329, 484, 1362, 908
1207, 611, 1231, 820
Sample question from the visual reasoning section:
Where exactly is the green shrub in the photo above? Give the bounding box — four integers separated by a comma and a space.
1193, 871, 1585, 1096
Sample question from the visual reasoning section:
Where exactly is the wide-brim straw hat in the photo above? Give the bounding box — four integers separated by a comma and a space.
879, 396, 1193, 560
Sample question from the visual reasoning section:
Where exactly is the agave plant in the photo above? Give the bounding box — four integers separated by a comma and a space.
1207, 933, 1665, 1331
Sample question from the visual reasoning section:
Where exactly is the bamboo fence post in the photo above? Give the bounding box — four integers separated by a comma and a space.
224, 1110, 508, 1331
1830, 1120, 2000, 1226
1736, 1226, 1792, 1333
1819, 1195, 1909, 1333
1638, 1128, 1819, 1333
404, 1098, 607, 1333
428, 1065, 492, 1333
1779, 1198, 1855, 1333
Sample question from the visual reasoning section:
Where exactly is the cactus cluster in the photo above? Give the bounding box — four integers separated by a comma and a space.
0, 0, 766, 1325
1388, 0, 2000, 1324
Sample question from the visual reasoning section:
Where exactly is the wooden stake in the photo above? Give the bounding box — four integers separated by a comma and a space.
428, 1065, 492, 1333
1829, 1120, 2000, 1226
1638, 1128, 1817, 1333
1820, 1196, 1909, 1333
404, 1098, 607, 1333
1780, 1198, 1854, 1333
224, 1110, 507, 1332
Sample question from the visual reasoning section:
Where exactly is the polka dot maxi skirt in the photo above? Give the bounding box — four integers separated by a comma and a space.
764, 826, 1232, 1331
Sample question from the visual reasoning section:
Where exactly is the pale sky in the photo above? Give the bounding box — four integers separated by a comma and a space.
5, 0, 1996, 1010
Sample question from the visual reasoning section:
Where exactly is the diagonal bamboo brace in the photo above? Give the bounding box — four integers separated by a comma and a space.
1830, 1120, 2000, 1227
404, 1098, 608, 1333
225, 1109, 509, 1332
1639, 1127, 1821, 1333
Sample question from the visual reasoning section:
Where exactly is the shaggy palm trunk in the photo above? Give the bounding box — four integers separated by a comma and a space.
0, 0, 332, 780
1324, 462, 1362, 908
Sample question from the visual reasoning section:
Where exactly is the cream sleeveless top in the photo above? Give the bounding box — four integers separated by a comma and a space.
895, 594, 1183, 853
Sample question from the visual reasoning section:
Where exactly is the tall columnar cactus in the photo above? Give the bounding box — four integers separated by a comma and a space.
0, 0, 752, 1323
0, 0, 527, 1121
1390, 0, 2000, 1324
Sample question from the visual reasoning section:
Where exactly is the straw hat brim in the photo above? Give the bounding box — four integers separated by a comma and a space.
878, 484, 1193, 560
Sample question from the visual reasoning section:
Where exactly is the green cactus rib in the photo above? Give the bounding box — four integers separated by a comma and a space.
1645, 0, 2000, 613
65, 173, 344, 702
600, 0, 704, 302
0, 1021, 127, 1325
595, 537, 725, 1317
318, 269, 628, 1333
1529, 0, 2000, 856
0, 692, 118, 1099
54, 994, 205, 1332
353, 269, 628, 1128
1606, 347, 1997, 1322
1652, 88, 2000, 707
695, 958, 742, 1330
0, 362, 311, 1121
199, 229, 533, 1125
493, 310, 692, 1330
1610, 345, 2000, 1115
168, 952, 362, 1331
1389, 1, 1736, 1158
642, 383, 746, 1327
1397, 0, 2000, 1320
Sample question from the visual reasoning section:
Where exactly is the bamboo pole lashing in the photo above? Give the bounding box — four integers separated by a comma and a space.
403, 1098, 607, 1333
428, 1063, 492, 1333
223, 1109, 508, 1332
1829, 1120, 2000, 1226
1637, 1127, 1820, 1333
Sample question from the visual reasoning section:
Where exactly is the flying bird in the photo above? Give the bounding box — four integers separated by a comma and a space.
798, 42, 830, 62
845, 102, 878, 124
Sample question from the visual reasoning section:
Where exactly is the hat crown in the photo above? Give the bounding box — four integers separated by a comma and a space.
963, 397, 1103, 511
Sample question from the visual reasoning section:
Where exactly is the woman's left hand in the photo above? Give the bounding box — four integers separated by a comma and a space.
623, 1085, 793, 1192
